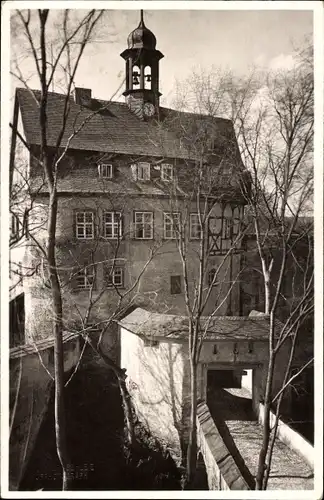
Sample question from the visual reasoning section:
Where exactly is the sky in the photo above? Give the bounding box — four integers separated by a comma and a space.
9, 7, 313, 107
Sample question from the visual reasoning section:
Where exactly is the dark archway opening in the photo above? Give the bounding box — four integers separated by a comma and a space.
207, 369, 255, 421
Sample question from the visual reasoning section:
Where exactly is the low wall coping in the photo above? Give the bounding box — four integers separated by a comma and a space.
10, 332, 79, 359
197, 401, 250, 490
258, 403, 314, 468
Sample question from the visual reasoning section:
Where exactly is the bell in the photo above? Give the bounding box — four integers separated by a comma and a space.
145, 74, 152, 82
132, 71, 140, 85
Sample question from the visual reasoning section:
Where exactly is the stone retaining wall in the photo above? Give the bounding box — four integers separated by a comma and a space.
196, 401, 250, 490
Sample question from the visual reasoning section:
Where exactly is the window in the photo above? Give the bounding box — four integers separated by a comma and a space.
106, 267, 124, 288
10, 213, 20, 241
170, 275, 181, 295
132, 65, 140, 88
98, 163, 113, 179
144, 66, 152, 90
75, 211, 94, 239
76, 264, 95, 290
164, 212, 180, 239
223, 218, 233, 239
161, 163, 173, 182
208, 268, 217, 286
104, 212, 122, 239
132, 162, 150, 181
134, 212, 153, 239
143, 338, 159, 347
190, 213, 202, 240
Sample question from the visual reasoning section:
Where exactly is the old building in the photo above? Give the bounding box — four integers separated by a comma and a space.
118, 308, 291, 464
10, 11, 247, 352
8, 11, 314, 487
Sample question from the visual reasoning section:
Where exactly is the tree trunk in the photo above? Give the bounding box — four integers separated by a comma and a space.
255, 352, 275, 490
52, 284, 71, 490
264, 273, 271, 315
186, 358, 198, 488
47, 194, 72, 490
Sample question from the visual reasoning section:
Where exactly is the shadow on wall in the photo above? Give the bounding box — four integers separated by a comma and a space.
9, 352, 54, 490
126, 339, 186, 465
9, 337, 80, 490
167, 343, 188, 466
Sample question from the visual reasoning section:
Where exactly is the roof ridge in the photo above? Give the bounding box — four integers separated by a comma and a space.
122, 307, 270, 322
15, 88, 232, 123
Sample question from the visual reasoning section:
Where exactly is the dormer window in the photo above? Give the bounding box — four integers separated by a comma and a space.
161, 164, 173, 182
131, 162, 150, 181
98, 163, 113, 179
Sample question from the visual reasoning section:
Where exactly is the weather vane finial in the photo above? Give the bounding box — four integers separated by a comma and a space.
140, 9, 144, 25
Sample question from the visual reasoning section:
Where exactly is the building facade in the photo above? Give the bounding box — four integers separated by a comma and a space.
10, 12, 248, 353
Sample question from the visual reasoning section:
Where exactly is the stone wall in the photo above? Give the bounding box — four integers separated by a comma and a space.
23, 155, 243, 343
258, 403, 314, 468
196, 402, 250, 490
16, 148, 246, 362
9, 334, 80, 490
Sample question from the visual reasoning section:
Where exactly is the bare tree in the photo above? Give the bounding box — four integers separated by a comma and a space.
9, 8, 109, 490
234, 43, 314, 490
153, 38, 313, 489
152, 102, 250, 486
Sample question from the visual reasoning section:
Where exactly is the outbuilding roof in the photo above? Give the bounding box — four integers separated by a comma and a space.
118, 308, 284, 341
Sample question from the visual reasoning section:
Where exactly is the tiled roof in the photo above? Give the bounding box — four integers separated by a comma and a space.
29, 177, 175, 196
118, 308, 284, 341
16, 88, 240, 162
10, 331, 79, 359
29, 171, 240, 196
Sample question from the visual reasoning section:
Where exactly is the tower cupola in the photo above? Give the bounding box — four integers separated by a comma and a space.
127, 11, 157, 50
121, 10, 164, 119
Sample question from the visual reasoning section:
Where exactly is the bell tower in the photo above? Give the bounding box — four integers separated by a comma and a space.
120, 10, 164, 119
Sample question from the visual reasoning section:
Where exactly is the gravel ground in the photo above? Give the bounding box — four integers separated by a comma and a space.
208, 387, 314, 491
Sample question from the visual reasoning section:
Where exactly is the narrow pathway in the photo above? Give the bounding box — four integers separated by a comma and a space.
208, 387, 314, 490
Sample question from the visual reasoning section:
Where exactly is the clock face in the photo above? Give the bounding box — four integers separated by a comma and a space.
143, 102, 155, 117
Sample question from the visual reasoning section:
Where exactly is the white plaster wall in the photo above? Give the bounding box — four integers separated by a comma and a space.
120, 328, 185, 462
199, 340, 268, 365
241, 369, 253, 393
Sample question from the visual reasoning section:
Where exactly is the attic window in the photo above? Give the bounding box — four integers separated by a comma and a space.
161, 164, 173, 181
98, 163, 113, 179
131, 162, 150, 181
